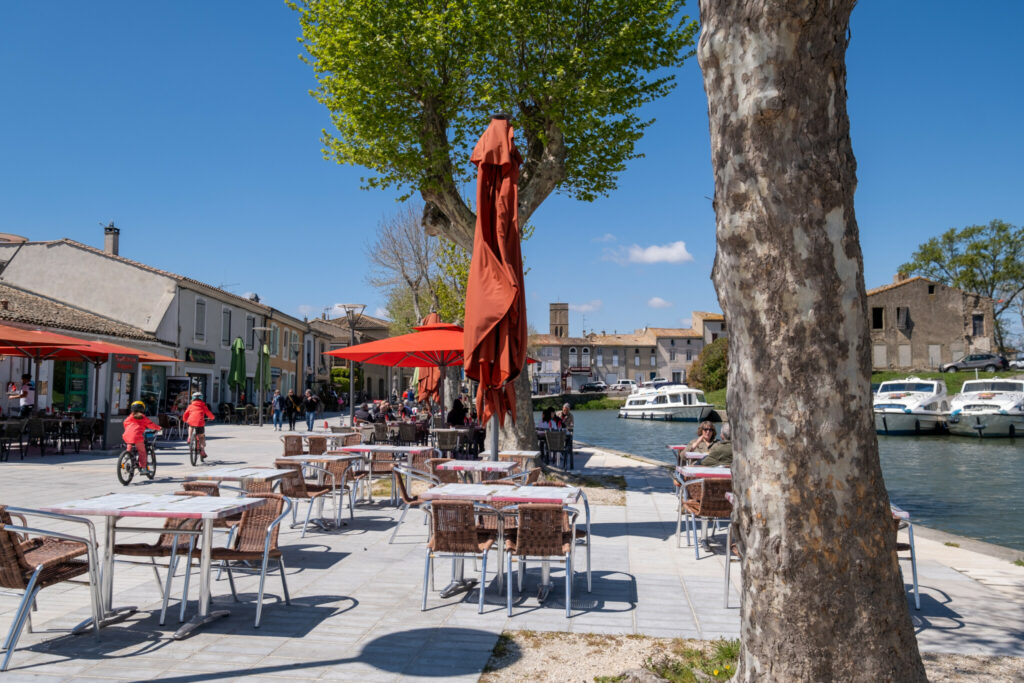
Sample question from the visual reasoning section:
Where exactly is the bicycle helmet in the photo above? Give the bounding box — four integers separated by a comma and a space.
130, 400, 147, 414
191, 392, 204, 401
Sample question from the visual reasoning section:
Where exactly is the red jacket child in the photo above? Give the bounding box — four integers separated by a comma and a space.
123, 401, 160, 470
183, 399, 215, 427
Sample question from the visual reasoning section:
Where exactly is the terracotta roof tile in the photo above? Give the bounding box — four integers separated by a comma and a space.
692, 311, 725, 321
866, 276, 929, 296
0, 282, 157, 341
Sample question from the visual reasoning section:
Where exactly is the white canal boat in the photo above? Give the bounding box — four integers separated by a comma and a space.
873, 377, 949, 435
617, 383, 714, 422
946, 379, 1024, 438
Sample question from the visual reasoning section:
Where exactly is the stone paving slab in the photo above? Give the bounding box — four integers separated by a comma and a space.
1, 421, 1023, 680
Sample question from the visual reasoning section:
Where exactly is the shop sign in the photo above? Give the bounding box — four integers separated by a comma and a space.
111, 354, 138, 372
568, 366, 592, 375
185, 348, 216, 364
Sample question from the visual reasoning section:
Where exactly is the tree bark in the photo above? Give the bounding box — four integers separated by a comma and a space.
698, 1, 927, 680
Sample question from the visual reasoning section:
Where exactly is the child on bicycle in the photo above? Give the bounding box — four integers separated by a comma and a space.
123, 400, 161, 470
183, 391, 215, 460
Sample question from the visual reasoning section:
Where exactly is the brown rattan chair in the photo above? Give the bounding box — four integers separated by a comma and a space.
307, 436, 328, 456
280, 434, 303, 457
185, 493, 292, 628
274, 460, 339, 537
427, 457, 459, 485
112, 499, 201, 626
680, 478, 733, 559
372, 422, 389, 444
435, 430, 460, 459
321, 458, 358, 523
358, 424, 376, 444
0, 505, 103, 671
389, 465, 438, 544
397, 422, 418, 446
421, 500, 496, 613
504, 503, 579, 618
342, 433, 362, 447
543, 431, 572, 469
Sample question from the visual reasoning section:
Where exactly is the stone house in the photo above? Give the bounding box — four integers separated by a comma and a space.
867, 275, 996, 370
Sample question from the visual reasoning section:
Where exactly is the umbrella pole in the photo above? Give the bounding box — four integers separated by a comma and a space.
489, 414, 498, 461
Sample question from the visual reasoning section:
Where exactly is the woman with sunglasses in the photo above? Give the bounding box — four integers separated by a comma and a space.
687, 420, 718, 454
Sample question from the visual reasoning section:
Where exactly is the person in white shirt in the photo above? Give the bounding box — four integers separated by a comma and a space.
9, 374, 35, 418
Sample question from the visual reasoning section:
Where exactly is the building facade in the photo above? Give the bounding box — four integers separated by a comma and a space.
867, 275, 996, 370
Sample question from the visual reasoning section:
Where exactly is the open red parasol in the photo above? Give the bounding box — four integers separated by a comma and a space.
463, 116, 527, 427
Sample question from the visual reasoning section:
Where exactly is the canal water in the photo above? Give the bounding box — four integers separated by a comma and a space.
561, 410, 1024, 552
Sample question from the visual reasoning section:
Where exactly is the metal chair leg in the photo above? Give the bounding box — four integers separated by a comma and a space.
160, 546, 179, 625
225, 565, 239, 603
421, 548, 431, 611
565, 552, 573, 618
301, 499, 314, 538
279, 558, 290, 605
506, 552, 514, 616
390, 504, 410, 544
1, 578, 40, 672
179, 538, 196, 623
478, 552, 488, 613
254, 551, 271, 627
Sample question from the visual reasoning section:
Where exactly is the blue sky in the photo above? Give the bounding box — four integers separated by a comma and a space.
1, 2, 1021, 336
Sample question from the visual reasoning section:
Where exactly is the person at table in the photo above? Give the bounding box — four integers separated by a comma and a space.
123, 400, 161, 470
687, 421, 718, 454
271, 389, 286, 431
559, 402, 575, 454
447, 398, 467, 426
183, 392, 215, 460
8, 373, 35, 418
354, 402, 372, 425
302, 389, 321, 431
285, 388, 303, 431
538, 407, 562, 430
700, 422, 733, 467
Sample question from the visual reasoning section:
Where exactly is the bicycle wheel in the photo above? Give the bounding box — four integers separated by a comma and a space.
145, 450, 157, 480
189, 437, 198, 466
116, 450, 134, 485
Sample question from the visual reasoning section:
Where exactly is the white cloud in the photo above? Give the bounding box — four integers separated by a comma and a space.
604, 240, 694, 265
569, 299, 602, 313
680, 318, 693, 328
592, 233, 616, 243
374, 307, 389, 318
647, 297, 672, 309
297, 304, 315, 317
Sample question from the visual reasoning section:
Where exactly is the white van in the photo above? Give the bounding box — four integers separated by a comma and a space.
608, 379, 637, 392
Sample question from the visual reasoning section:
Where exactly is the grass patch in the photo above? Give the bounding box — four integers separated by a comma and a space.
646, 639, 740, 683
703, 388, 726, 409
545, 470, 627, 490
944, 541, 960, 548
1014, 559, 1024, 567
575, 397, 627, 410
594, 676, 627, 683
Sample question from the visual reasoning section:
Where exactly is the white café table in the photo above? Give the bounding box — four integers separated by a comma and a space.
419, 483, 588, 599
677, 465, 732, 480
184, 466, 288, 490
41, 492, 265, 639
435, 460, 518, 482
668, 445, 706, 463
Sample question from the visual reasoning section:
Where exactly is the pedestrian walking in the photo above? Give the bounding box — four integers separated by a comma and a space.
303, 389, 321, 431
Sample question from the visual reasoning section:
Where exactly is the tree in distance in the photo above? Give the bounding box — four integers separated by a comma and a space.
900, 219, 1024, 352
291, 0, 698, 447
688, 337, 727, 392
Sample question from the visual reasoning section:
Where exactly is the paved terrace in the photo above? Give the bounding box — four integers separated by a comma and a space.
1, 422, 1022, 681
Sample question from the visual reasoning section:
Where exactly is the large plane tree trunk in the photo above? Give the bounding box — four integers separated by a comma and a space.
698, 1, 927, 680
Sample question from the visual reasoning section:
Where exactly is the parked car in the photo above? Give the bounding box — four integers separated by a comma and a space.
579, 381, 607, 392
608, 380, 637, 392
1010, 353, 1024, 370
940, 353, 1009, 373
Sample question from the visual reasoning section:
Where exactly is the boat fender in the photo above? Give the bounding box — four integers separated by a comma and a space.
1000, 409, 1009, 415
903, 408, 913, 414
950, 409, 961, 417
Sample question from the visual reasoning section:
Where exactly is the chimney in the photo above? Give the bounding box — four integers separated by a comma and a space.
103, 222, 120, 255
893, 271, 908, 283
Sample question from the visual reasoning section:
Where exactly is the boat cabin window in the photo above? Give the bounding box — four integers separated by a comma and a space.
962, 381, 1024, 393
879, 382, 934, 393
669, 394, 682, 403
654, 395, 668, 404
695, 392, 706, 403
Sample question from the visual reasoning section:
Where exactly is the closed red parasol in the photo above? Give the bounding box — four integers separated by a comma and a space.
463, 116, 527, 427
416, 312, 442, 406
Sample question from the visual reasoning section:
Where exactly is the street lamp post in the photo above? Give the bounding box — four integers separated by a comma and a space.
336, 304, 365, 427
253, 326, 270, 428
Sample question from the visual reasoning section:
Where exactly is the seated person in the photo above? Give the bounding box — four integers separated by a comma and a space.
687, 420, 718, 454
701, 422, 733, 467
446, 398, 467, 426
353, 403, 372, 425
538, 407, 562, 430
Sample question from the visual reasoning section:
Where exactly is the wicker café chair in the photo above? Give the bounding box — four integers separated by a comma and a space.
435, 430, 460, 459
679, 478, 733, 559
504, 503, 580, 618
274, 460, 338, 537
372, 422, 389, 444
307, 436, 328, 456
543, 431, 573, 470
396, 422, 418, 446
185, 493, 292, 628
280, 434, 304, 457
320, 458, 358, 523
342, 433, 362, 447
112, 502, 201, 625
0, 505, 103, 671
389, 465, 439, 544
427, 457, 460, 485
421, 500, 496, 613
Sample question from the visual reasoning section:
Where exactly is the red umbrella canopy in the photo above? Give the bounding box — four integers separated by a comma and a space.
463, 116, 527, 427
416, 313, 443, 404
324, 323, 466, 368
